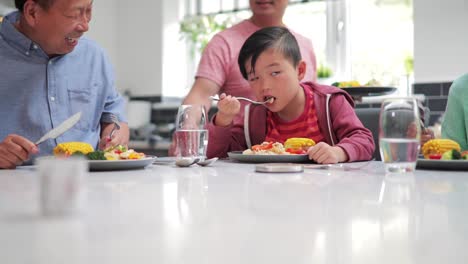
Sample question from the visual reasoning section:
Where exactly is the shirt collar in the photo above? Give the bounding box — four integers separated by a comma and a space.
0, 11, 48, 59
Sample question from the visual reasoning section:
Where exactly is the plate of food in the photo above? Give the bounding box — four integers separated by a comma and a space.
87, 156, 157, 171
53, 142, 156, 171
416, 159, 468, 171
417, 139, 468, 170
331, 80, 397, 97
228, 138, 314, 163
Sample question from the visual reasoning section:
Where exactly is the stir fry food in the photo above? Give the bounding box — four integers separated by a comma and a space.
242, 138, 315, 155
53, 142, 146, 160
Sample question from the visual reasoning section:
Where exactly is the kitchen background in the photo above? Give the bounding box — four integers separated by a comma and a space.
1, 0, 467, 155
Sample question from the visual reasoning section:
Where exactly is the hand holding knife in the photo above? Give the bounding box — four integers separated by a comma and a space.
0, 112, 81, 169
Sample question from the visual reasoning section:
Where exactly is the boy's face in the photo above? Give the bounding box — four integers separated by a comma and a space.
245, 48, 305, 113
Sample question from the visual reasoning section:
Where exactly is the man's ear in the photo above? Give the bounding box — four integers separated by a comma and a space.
297, 60, 307, 81
22, 0, 41, 26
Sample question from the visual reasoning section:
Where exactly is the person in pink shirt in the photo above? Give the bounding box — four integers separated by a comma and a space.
182, 0, 317, 114
207, 27, 374, 164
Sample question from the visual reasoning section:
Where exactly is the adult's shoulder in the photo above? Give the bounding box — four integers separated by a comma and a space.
449, 74, 468, 96
215, 19, 259, 40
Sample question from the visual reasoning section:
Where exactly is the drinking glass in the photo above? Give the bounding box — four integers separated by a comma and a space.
174, 105, 208, 161
379, 97, 421, 173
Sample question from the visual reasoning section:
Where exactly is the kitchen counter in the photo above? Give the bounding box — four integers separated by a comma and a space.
1, 161, 468, 263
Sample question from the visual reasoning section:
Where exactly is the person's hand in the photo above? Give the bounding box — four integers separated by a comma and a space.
420, 127, 434, 148
214, 93, 241, 127
307, 142, 348, 164
99, 122, 130, 150
0, 134, 39, 169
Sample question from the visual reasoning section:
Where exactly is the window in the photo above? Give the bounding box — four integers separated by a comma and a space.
173, 0, 413, 97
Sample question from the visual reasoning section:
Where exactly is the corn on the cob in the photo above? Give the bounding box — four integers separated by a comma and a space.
422, 139, 461, 159
53, 142, 94, 156
284, 138, 316, 150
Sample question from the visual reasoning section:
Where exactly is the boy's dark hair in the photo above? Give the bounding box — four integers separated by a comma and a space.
238, 26, 302, 80
15, 0, 55, 12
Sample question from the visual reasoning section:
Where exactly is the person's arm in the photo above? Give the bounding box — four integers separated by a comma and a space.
442, 78, 468, 150
182, 77, 221, 114
0, 134, 39, 169
329, 95, 375, 162
168, 78, 222, 156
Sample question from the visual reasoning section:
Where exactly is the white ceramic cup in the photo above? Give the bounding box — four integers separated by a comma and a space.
36, 156, 88, 216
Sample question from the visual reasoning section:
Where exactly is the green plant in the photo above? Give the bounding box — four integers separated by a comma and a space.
404, 55, 413, 75
317, 63, 333, 78
179, 15, 234, 58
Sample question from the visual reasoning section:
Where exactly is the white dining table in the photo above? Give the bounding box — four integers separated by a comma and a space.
1, 160, 467, 264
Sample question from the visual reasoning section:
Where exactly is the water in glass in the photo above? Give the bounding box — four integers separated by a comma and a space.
175, 129, 208, 159
379, 98, 421, 173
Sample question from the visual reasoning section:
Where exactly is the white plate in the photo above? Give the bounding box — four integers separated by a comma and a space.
416, 158, 468, 171
228, 151, 310, 163
89, 156, 157, 171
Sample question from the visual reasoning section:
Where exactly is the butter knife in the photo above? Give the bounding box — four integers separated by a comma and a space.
35, 112, 82, 145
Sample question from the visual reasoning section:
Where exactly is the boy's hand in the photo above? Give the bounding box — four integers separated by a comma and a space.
307, 142, 348, 164
214, 93, 241, 127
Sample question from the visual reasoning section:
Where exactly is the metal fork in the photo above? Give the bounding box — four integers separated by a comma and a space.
209, 95, 273, 105
106, 114, 121, 142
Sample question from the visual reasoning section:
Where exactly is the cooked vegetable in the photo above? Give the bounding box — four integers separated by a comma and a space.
252, 142, 274, 151
441, 149, 462, 160
284, 138, 316, 151
428, 154, 442, 160
462, 151, 468, 160
53, 142, 94, 156
285, 148, 307, 154
331, 80, 361, 88
86, 151, 106, 160
422, 139, 461, 159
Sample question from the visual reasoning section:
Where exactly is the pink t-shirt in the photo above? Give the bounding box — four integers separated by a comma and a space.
196, 19, 317, 100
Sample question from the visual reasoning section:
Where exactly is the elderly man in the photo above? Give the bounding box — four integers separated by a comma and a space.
0, 0, 129, 169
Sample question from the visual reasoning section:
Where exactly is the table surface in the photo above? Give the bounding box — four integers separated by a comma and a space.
1, 160, 468, 264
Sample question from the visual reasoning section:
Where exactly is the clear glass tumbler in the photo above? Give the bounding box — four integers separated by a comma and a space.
174, 105, 208, 161
379, 97, 421, 173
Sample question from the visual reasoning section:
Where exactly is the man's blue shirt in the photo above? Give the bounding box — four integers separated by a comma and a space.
0, 12, 127, 159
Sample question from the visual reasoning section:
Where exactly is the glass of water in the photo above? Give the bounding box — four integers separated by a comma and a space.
379, 97, 421, 173
174, 105, 208, 161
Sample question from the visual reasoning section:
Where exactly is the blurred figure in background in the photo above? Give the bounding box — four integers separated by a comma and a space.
442, 74, 468, 150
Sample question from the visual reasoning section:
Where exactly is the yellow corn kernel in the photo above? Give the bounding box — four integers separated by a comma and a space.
422, 139, 461, 159
53, 142, 94, 156
284, 138, 316, 150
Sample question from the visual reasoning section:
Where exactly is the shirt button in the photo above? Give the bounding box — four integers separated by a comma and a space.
25, 51, 30, 55
33, 45, 38, 49
50, 97, 55, 101
49, 61, 53, 65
